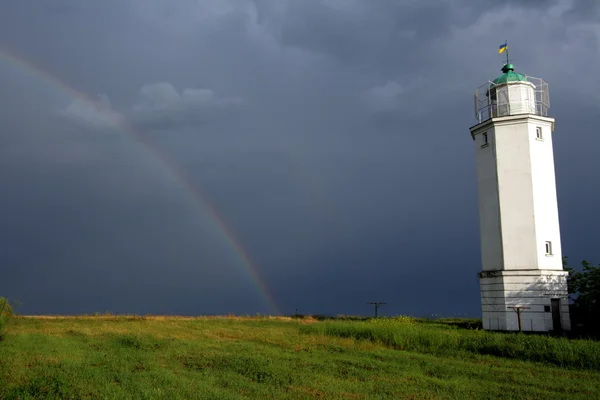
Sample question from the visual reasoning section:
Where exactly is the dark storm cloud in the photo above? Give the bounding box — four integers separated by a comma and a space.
129, 83, 245, 131
254, 1, 464, 56
0, 0, 598, 316
562, 0, 600, 22
251, 0, 563, 72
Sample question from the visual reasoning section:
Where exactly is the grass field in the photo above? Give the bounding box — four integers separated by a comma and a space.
1, 315, 599, 399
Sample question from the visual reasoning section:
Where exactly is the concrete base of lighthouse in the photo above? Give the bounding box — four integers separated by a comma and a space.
479, 269, 571, 332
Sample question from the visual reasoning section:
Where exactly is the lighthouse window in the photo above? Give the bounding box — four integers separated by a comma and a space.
536, 126, 543, 140
481, 132, 489, 148
545, 241, 553, 256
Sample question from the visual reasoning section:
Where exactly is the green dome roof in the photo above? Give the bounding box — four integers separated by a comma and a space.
490, 63, 528, 87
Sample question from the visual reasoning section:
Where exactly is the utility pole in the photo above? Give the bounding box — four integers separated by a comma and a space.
507, 306, 530, 332
367, 302, 386, 318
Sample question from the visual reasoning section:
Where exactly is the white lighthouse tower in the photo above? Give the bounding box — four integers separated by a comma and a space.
470, 60, 571, 332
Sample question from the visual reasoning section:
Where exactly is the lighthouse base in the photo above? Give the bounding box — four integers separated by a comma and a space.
479, 269, 571, 332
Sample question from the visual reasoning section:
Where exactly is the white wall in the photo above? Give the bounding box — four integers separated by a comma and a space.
471, 114, 562, 271
474, 128, 503, 271
528, 121, 563, 270
495, 118, 539, 269
479, 270, 570, 332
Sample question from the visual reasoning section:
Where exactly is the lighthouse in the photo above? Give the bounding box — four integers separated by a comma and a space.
470, 60, 571, 332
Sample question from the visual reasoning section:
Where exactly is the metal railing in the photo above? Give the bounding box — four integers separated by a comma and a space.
474, 76, 550, 124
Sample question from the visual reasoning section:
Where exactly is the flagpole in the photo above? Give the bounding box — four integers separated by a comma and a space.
504, 40, 509, 64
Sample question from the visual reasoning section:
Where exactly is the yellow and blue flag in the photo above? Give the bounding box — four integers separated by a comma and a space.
498, 42, 508, 54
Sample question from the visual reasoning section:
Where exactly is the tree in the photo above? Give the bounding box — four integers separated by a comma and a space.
564, 257, 600, 334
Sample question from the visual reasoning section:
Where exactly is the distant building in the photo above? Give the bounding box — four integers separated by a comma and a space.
470, 61, 571, 332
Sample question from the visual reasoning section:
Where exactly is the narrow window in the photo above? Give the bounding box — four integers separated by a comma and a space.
536, 126, 543, 140
481, 132, 489, 147
545, 241, 553, 255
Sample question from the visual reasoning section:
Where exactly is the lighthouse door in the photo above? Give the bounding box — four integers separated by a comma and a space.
551, 298, 562, 331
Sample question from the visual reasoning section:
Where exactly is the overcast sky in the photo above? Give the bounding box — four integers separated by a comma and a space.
1, 0, 598, 317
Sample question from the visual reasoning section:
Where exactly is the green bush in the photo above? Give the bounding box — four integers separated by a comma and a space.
0, 297, 14, 341
301, 318, 600, 371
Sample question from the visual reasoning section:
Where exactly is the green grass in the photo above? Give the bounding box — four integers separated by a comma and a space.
300, 316, 600, 370
0, 315, 598, 399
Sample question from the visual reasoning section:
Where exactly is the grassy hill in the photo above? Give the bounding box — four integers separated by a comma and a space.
1, 315, 599, 399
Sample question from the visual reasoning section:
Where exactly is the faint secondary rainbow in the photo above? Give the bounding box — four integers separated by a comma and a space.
0, 48, 280, 315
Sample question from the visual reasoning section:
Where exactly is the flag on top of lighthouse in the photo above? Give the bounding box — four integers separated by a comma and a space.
498, 41, 508, 54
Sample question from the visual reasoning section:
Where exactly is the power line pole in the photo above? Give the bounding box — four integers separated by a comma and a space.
367, 302, 386, 318
507, 306, 530, 332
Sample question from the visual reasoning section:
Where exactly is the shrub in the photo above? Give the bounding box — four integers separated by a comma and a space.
0, 297, 14, 341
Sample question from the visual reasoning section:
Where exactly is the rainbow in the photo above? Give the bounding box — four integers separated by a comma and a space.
0, 47, 280, 315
